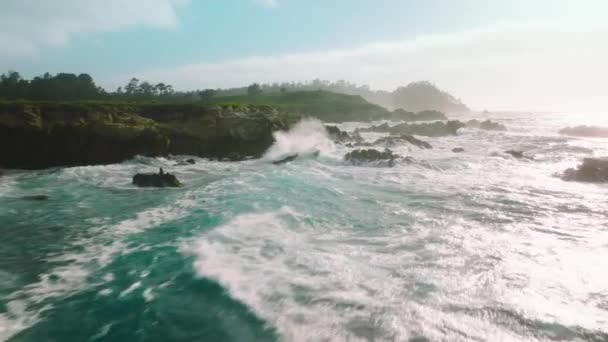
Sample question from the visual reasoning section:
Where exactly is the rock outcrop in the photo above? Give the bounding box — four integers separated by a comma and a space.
357, 120, 464, 137
452, 148, 464, 153
133, 168, 181, 187
562, 158, 608, 183
558, 126, 608, 138
0, 102, 296, 169
325, 125, 363, 144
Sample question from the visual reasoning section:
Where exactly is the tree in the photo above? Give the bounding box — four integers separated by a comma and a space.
198, 89, 217, 101
125, 78, 140, 96
247, 83, 262, 96
137, 81, 157, 98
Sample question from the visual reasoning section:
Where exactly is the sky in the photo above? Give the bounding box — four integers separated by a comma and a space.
1, 0, 608, 111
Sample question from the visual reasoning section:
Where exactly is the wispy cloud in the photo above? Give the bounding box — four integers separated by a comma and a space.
134, 20, 608, 111
0, 0, 190, 58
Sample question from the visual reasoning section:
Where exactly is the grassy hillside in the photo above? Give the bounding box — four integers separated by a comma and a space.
209, 90, 392, 122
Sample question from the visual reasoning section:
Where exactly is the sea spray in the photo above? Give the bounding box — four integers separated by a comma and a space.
262, 119, 336, 162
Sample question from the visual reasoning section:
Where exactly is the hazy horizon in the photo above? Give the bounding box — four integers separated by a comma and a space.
2, 0, 608, 112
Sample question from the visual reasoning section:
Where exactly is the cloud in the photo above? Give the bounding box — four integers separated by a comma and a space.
0, 0, 189, 58
135, 20, 608, 111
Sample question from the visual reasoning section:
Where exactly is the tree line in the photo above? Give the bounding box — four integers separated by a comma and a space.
0, 71, 266, 102
0, 70, 468, 112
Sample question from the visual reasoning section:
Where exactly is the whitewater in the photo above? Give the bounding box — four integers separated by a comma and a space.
0, 112, 607, 341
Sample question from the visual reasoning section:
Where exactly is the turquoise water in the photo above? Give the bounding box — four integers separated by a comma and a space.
1, 114, 608, 341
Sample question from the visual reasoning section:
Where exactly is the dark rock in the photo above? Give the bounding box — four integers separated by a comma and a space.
221, 152, 246, 162
466, 119, 507, 131
505, 150, 524, 158
272, 154, 299, 165
325, 125, 363, 144
372, 135, 432, 149
176, 158, 197, 166
344, 149, 398, 167
452, 148, 465, 153
562, 158, 608, 183
21, 195, 49, 201
357, 120, 464, 137
558, 125, 608, 138
133, 168, 181, 187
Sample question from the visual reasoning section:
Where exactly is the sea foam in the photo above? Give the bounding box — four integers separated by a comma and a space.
262, 119, 336, 162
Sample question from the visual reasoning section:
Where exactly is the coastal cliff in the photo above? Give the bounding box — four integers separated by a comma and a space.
0, 101, 296, 169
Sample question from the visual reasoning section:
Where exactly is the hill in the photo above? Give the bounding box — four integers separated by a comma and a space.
209, 90, 392, 122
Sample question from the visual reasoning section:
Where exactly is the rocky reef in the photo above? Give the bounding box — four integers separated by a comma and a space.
561, 158, 608, 183
357, 120, 464, 137
558, 125, 608, 138
371, 135, 432, 149
0, 101, 296, 169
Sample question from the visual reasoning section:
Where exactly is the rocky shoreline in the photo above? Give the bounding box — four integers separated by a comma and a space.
0, 102, 296, 169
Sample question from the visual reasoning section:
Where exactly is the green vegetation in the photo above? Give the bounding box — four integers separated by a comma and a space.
212, 79, 469, 113
208, 90, 392, 122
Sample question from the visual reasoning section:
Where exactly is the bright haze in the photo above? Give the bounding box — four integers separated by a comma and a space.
1, 0, 607, 112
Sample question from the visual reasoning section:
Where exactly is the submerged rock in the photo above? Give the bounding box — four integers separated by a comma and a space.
133, 168, 181, 187
466, 119, 507, 131
186, 158, 196, 164
562, 158, 608, 183
372, 135, 432, 149
505, 150, 533, 160
452, 148, 465, 153
272, 154, 299, 165
558, 125, 608, 138
358, 120, 464, 137
344, 149, 398, 167
21, 195, 49, 201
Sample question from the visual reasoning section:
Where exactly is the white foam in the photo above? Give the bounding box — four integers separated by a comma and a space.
143, 288, 154, 302
182, 209, 526, 341
119, 281, 141, 298
262, 119, 336, 161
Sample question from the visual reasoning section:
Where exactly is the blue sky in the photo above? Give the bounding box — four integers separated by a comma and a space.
1, 0, 608, 110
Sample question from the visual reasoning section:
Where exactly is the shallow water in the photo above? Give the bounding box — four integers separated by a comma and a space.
1, 113, 607, 341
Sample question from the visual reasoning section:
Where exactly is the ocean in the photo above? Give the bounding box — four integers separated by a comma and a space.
1, 112, 607, 341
